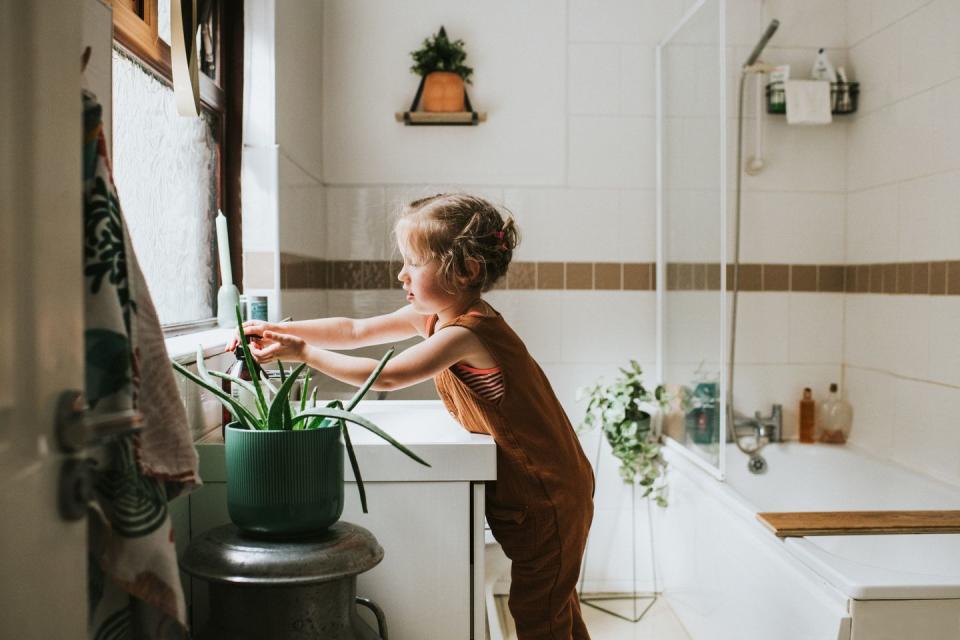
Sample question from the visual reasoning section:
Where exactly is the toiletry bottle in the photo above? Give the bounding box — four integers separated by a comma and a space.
799, 387, 816, 443
810, 48, 836, 82
221, 344, 261, 433
819, 383, 852, 444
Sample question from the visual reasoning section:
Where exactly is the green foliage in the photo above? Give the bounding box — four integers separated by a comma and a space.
409, 26, 474, 83
578, 361, 669, 507
170, 305, 430, 513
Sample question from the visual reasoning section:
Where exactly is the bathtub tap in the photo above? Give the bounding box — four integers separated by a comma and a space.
733, 404, 782, 444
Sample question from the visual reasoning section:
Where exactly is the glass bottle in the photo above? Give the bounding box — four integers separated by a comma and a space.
221, 344, 261, 435
799, 387, 816, 443
819, 383, 852, 444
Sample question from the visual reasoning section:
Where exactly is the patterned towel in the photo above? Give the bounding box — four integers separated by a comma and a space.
83, 90, 200, 639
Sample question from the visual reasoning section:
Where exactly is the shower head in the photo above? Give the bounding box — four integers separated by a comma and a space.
743, 19, 779, 68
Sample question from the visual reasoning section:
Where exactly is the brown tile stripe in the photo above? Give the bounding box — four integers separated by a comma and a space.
277, 254, 960, 294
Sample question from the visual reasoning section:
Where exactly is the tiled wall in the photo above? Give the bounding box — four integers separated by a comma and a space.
844, 0, 960, 486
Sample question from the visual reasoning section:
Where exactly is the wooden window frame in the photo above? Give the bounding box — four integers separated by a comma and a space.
112, 0, 244, 306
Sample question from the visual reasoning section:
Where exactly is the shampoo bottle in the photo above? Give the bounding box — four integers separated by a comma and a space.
799, 387, 816, 443
811, 48, 837, 82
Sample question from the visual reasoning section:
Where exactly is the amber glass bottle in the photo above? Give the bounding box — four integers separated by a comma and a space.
799, 387, 816, 443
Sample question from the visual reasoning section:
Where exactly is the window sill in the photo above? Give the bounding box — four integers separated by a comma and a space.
166, 326, 234, 365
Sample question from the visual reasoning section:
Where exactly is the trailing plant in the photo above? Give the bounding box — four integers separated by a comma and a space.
577, 361, 669, 507
409, 26, 474, 83
171, 305, 429, 512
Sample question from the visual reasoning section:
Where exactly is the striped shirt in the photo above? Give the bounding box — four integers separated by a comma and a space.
451, 362, 505, 403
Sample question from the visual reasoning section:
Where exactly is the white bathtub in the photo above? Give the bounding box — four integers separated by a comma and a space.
656, 441, 960, 640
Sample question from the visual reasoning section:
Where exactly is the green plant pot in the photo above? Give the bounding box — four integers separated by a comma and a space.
225, 423, 344, 537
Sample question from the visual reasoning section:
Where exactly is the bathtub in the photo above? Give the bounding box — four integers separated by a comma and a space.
655, 441, 960, 640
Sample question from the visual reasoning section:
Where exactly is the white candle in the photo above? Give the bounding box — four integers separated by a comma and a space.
216, 210, 233, 286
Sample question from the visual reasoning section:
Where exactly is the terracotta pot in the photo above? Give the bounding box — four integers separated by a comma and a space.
421, 71, 465, 112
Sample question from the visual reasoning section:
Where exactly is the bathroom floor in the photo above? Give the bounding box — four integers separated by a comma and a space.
493, 594, 691, 639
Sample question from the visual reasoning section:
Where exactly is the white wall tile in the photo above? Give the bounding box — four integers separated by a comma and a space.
788, 293, 844, 364
848, 24, 899, 114
739, 191, 845, 263
846, 106, 898, 191
892, 90, 937, 182
843, 295, 895, 371
620, 45, 656, 116
618, 189, 657, 261
898, 171, 960, 261
325, 187, 390, 260
560, 292, 656, 363
846, 184, 899, 263
844, 366, 896, 459
891, 377, 960, 485
665, 292, 723, 366
897, 0, 960, 100
887, 296, 930, 381
485, 290, 566, 365
762, 0, 847, 49
568, 116, 656, 188
569, 44, 621, 115
561, 189, 623, 261
569, 0, 684, 44
929, 78, 960, 175
928, 297, 960, 387
732, 293, 789, 364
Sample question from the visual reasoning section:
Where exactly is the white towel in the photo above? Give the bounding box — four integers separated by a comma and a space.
785, 80, 832, 125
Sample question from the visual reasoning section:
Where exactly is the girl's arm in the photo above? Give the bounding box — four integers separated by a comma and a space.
250, 325, 482, 392
228, 304, 427, 351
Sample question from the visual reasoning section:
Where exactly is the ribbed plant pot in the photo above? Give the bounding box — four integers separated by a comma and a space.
225, 423, 344, 538
422, 71, 465, 112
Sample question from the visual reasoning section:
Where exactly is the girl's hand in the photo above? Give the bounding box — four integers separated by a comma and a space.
249, 330, 308, 364
225, 320, 281, 352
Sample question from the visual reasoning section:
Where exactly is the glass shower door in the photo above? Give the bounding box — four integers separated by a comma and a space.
656, 0, 727, 476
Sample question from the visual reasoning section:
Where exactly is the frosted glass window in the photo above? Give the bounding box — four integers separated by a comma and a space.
111, 48, 218, 326
157, 0, 170, 44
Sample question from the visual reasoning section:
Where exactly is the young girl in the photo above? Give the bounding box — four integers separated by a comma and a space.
235, 193, 595, 640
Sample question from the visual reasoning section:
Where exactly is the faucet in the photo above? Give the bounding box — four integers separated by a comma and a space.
731, 404, 782, 444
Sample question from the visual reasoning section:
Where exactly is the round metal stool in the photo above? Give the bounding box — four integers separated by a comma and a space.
181, 521, 388, 640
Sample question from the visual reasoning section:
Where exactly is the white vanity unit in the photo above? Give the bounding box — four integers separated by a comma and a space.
172, 400, 496, 640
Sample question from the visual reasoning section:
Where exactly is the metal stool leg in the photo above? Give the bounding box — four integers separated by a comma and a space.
356, 596, 388, 640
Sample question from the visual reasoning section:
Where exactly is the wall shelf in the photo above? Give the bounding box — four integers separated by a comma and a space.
396, 74, 486, 126
395, 111, 487, 126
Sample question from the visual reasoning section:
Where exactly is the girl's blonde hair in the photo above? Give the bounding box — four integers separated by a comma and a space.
395, 193, 520, 293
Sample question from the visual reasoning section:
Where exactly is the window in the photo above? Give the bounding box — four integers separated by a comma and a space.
111, 0, 242, 328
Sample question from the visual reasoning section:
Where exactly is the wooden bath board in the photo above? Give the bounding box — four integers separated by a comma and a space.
757, 510, 960, 538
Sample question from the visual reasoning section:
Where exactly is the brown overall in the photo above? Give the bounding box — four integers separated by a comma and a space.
428, 309, 595, 640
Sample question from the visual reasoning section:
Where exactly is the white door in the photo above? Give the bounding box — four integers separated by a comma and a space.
0, 1, 88, 637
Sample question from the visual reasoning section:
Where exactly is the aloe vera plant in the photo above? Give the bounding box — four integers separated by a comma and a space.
171, 305, 429, 512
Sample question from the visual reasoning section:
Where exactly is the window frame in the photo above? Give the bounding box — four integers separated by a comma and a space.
112, 0, 244, 331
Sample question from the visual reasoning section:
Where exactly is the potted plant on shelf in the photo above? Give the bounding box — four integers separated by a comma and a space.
409, 25, 474, 112
578, 361, 668, 506
172, 307, 430, 537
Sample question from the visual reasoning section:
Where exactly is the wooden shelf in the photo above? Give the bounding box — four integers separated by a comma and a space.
395, 111, 487, 126
757, 510, 960, 538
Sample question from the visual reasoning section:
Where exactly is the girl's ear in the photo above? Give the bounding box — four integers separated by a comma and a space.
461, 257, 481, 286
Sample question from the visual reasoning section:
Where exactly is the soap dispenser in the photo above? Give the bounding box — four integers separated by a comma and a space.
818, 383, 852, 444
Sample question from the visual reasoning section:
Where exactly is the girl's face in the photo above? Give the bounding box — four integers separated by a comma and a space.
396, 247, 458, 315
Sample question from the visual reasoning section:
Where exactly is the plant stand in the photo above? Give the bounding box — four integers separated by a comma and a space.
577, 433, 659, 623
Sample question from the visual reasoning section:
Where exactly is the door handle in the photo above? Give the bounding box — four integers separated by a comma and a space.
55, 389, 143, 454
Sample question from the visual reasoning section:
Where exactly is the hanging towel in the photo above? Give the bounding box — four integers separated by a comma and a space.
83, 90, 200, 640
785, 80, 832, 125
